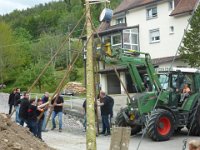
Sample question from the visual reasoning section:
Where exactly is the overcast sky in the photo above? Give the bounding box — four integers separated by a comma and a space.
0, 0, 60, 15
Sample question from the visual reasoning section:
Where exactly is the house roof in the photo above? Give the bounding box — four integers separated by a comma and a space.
170, 0, 197, 16
114, 0, 165, 15
152, 56, 180, 65
114, 0, 197, 16
97, 22, 127, 35
96, 0, 197, 35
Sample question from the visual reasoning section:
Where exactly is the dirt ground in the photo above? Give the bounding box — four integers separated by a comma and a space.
0, 113, 54, 150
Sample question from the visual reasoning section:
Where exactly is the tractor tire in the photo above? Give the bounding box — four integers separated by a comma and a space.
115, 108, 127, 126
115, 108, 141, 135
187, 103, 200, 136
147, 109, 175, 141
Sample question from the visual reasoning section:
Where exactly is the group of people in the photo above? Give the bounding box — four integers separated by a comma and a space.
9, 88, 113, 138
83, 90, 114, 136
8, 88, 64, 141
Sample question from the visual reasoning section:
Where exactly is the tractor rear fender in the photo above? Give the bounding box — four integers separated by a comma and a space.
182, 93, 200, 111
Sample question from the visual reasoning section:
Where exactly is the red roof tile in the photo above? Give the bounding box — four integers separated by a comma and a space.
114, 0, 197, 16
170, 0, 197, 16
114, 0, 165, 14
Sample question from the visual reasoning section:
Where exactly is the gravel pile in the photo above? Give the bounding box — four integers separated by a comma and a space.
63, 114, 84, 134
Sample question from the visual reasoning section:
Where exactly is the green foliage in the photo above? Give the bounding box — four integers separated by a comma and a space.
15, 62, 56, 92
0, 22, 26, 83
0, 0, 122, 92
179, 5, 200, 67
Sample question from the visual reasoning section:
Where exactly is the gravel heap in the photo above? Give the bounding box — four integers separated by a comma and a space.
0, 113, 55, 150
63, 114, 84, 134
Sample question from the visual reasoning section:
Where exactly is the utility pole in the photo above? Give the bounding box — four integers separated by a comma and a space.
85, 0, 97, 150
68, 25, 71, 64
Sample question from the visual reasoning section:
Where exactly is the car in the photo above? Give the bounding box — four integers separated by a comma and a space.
62, 90, 75, 96
0, 84, 6, 89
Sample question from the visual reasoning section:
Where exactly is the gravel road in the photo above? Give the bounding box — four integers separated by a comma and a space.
0, 92, 199, 150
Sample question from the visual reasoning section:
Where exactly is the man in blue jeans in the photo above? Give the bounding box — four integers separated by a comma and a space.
41, 92, 49, 132
14, 88, 21, 124
99, 90, 112, 136
51, 94, 64, 132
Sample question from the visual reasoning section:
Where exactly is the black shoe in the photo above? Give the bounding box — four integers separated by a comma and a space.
99, 132, 105, 135
104, 132, 111, 136
59, 128, 62, 132
51, 127, 55, 130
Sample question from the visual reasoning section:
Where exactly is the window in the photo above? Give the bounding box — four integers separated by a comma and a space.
123, 28, 139, 51
147, 7, 157, 19
169, 26, 174, 34
149, 29, 160, 43
111, 34, 122, 48
102, 34, 122, 49
168, 0, 174, 10
116, 17, 124, 25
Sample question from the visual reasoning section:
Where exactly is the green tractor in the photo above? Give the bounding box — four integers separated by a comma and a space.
102, 45, 200, 141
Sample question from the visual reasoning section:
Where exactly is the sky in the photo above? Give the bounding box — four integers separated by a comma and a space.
0, 0, 60, 15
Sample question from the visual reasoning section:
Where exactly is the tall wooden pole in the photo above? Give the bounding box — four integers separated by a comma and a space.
85, 1, 97, 150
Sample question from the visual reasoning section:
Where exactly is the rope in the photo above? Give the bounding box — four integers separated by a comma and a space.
112, 66, 133, 103
44, 52, 80, 127
43, 20, 87, 126
8, 8, 89, 118
27, 9, 87, 93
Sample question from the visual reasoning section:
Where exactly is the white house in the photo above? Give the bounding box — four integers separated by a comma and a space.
96, 0, 197, 94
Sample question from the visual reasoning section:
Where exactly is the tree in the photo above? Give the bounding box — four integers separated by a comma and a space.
0, 22, 26, 84
13, 27, 32, 67
15, 62, 56, 92
179, 5, 200, 67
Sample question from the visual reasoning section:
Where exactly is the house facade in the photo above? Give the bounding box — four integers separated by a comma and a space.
97, 0, 197, 94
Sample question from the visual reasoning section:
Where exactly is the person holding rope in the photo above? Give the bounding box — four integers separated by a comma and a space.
41, 92, 49, 132
36, 98, 45, 140
51, 94, 64, 132
98, 90, 114, 136
27, 98, 48, 138
19, 92, 30, 126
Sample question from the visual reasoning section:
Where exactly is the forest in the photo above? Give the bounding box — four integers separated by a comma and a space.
0, 0, 121, 92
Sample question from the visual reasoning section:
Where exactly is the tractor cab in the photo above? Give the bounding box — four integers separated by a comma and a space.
158, 67, 200, 108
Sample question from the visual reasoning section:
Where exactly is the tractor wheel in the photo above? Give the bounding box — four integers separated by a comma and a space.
130, 125, 142, 135
115, 108, 141, 135
115, 108, 127, 126
147, 109, 175, 141
187, 103, 200, 136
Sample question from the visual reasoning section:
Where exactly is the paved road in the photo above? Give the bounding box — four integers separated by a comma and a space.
43, 128, 199, 150
0, 93, 199, 150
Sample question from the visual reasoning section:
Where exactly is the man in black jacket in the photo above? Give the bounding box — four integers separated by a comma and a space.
14, 88, 21, 123
19, 92, 30, 126
8, 88, 16, 115
99, 91, 114, 136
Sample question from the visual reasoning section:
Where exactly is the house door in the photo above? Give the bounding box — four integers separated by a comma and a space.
126, 73, 137, 93
107, 73, 121, 94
